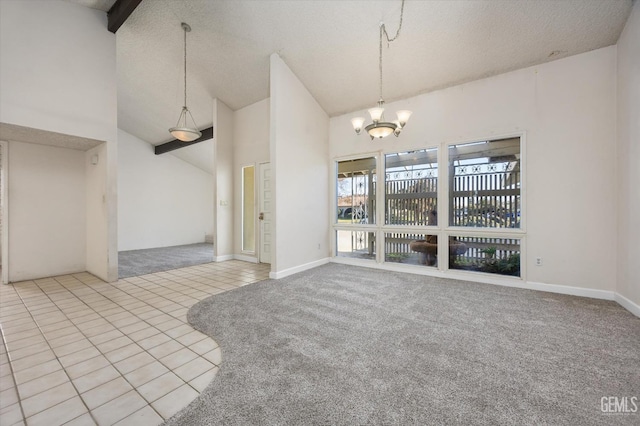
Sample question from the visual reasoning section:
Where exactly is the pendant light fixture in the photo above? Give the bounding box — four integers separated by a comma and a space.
351, 0, 411, 140
169, 22, 202, 142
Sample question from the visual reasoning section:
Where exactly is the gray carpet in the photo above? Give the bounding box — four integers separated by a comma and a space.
118, 243, 213, 278
166, 264, 640, 425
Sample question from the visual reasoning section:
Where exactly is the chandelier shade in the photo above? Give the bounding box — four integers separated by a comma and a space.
368, 107, 384, 122
365, 121, 396, 139
350, 117, 366, 134
169, 22, 201, 142
170, 128, 201, 142
169, 106, 201, 142
396, 110, 413, 126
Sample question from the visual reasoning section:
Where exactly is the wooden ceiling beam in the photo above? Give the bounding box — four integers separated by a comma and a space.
107, 0, 143, 33
154, 126, 214, 155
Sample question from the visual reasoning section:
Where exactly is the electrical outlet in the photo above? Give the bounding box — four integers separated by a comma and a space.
536, 257, 543, 266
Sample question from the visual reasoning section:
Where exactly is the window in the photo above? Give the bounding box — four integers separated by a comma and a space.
333, 135, 523, 278
448, 138, 520, 228
336, 157, 376, 224
449, 236, 521, 277
336, 230, 376, 260
385, 149, 438, 226
385, 232, 438, 267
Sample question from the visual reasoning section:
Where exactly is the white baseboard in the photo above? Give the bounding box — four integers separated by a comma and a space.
213, 255, 234, 262
298, 258, 640, 319
331, 257, 531, 289
269, 257, 330, 280
329, 258, 640, 316
614, 293, 640, 318
233, 254, 259, 263
517, 281, 616, 301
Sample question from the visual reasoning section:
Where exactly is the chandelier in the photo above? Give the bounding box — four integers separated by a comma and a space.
351, 0, 411, 139
169, 22, 202, 142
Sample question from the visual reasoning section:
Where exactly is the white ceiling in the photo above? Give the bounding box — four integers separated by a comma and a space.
64, 0, 115, 12
73, 0, 633, 147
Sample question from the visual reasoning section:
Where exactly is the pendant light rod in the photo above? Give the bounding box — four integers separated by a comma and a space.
169, 22, 202, 142
181, 22, 190, 109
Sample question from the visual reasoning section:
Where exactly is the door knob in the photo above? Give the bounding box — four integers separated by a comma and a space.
259, 212, 264, 220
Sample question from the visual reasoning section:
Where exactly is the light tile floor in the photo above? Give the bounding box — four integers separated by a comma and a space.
0, 261, 270, 426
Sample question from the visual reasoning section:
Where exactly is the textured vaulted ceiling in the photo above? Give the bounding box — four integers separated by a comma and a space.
71, 0, 633, 146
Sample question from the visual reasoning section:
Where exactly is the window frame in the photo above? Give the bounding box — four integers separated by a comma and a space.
383, 148, 440, 228
332, 152, 380, 262
331, 132, 527, 279
442, 135, 526, 232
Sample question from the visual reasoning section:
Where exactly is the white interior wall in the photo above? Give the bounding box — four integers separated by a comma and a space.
213, 99, 234, 260
8, 142, 86, 281
0, 0, 118, 281
270, 54, 330, 277
330, 46, 617, 293
233, 98, 270, 258
0, 0, 117, 143
171, 141, 214, 178
616, 0, 640, 308
118, 129, 214, 251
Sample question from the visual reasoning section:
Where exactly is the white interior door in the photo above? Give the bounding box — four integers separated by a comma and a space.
258, 163, 271, 264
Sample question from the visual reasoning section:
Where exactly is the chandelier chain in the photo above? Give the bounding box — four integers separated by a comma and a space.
379, 0, 405, 101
